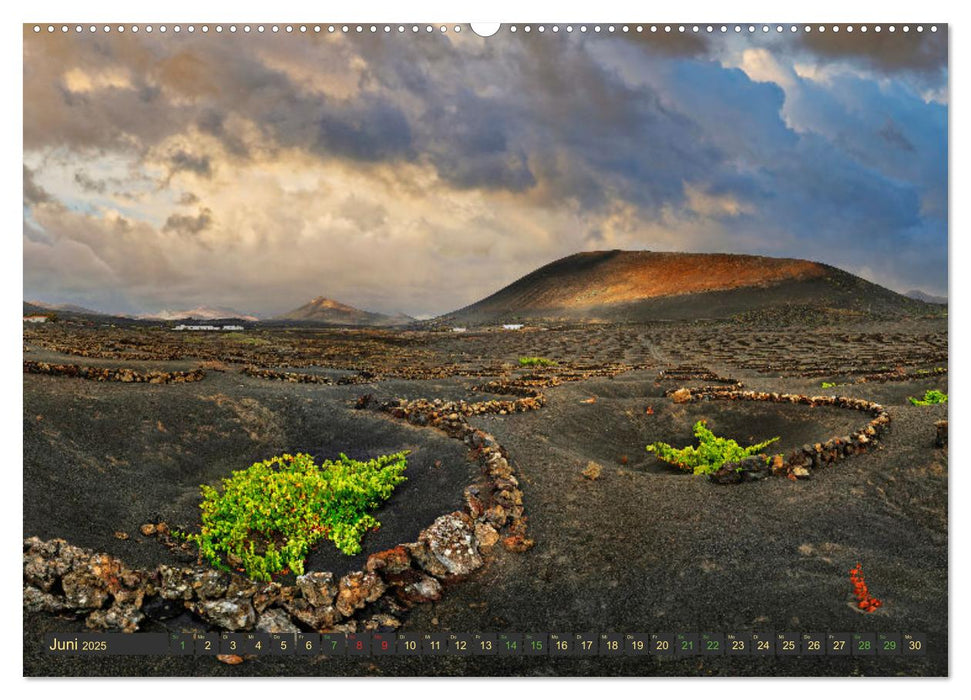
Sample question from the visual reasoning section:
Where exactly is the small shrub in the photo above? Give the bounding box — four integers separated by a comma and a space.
908, 389, 947, 406
646, 420, 780, 475
518, 356, 557, 367
821, 381, 838, 389
181, 451, 407, 581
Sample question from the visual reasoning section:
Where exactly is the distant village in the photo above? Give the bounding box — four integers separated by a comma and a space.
172, 324, 245, 331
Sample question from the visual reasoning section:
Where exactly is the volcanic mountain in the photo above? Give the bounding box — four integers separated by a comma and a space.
276, 296, 414, 327
443, 250, 936, 324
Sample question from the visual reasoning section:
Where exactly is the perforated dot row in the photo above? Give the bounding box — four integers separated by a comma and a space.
31, 23, 940, 35
30, 24, 465, 34
508, 24, 939, 34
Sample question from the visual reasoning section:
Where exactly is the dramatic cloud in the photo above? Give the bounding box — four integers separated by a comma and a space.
800, 28, 947, 74
22, 26, 948, 316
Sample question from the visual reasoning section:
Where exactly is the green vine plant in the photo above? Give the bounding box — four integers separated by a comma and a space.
518, 356, 558, 367
646, 420, 780, 476
908, 389, 947, 406
179, 451, 408, 581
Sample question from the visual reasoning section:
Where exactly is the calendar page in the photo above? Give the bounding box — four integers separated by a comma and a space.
22, 19, 948, 679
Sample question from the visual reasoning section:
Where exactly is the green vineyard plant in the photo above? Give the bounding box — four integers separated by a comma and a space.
182, 451, 407, 581
518, 356, 558, 367
646, 420, 780, 476
908, 389, 948, 406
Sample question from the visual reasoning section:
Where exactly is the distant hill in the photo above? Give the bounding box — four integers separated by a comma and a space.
140, 306, 259, 322
24, 300, 107, 317
442, 250, 937, 324
276, 297, 414, 327
905, 289, 947, 305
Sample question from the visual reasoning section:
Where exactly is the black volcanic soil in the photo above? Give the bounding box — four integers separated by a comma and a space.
23, 317, 948, 676
23, 367, 477, 578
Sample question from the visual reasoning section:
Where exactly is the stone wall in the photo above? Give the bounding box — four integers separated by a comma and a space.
24, 412, 531, 637
665, 387, 891, 484
23, 361, 204, 384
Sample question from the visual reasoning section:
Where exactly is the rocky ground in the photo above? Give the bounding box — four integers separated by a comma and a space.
23, 317, 948, 676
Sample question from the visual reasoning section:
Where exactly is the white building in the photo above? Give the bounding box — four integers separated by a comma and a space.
222, 325, 244, 331
23, 315, 48, 323
173, 324, 221, 331
451, 327, 467, 333
502, 323, 524, 330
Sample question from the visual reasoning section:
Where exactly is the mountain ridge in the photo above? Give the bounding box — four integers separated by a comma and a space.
276, 296, 415, 327
442, 250, 937, 324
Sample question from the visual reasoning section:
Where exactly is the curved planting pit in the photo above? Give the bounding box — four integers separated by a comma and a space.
664, 387, 891, 483
23, 417, 526, 636
23, 367, 533, 636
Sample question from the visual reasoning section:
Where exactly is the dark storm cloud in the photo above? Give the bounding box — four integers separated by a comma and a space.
800, 28, 947, 74
480, 37, 723, 207
162, 207, 213, 236
420, 88, 536, 192
168, 150, 213, 178
619, 28, 710, 57
316, 96, 415, 162
73, 170, 107, 193
196, 109, 251, 158
23, 166, 50, 205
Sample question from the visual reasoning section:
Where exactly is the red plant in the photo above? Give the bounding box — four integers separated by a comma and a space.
849, 563, 882, 612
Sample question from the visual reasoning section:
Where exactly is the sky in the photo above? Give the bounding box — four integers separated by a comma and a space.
22, 24, 948, 318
